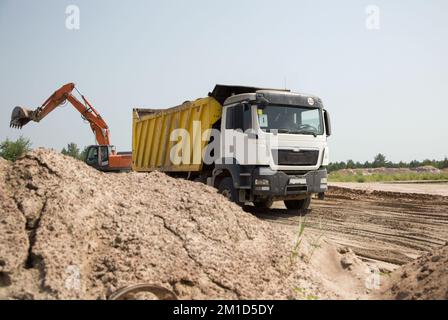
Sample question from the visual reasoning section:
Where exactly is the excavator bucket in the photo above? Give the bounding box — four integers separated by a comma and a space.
10, 106, 33, 129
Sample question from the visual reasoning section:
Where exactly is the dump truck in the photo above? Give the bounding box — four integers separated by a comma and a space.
132, 85, 331, 210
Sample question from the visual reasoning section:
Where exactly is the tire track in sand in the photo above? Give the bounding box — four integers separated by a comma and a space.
254, 187, 448, 265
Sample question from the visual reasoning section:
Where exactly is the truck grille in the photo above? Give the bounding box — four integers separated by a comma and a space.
273, 149, 319, 166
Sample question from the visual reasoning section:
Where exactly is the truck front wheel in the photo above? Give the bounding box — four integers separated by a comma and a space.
253, 198, 274, 209
218, 177, 239, 204
284, 196, 311, 211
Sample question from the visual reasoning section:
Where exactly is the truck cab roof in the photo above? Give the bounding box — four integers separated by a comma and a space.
210, 84, 323, 108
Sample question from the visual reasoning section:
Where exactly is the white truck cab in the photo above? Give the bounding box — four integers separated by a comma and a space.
209, 85, 331, 211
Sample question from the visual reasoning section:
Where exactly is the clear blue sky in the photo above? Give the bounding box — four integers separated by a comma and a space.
0, 0, 447, 162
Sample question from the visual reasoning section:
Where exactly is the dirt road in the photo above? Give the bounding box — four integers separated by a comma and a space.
254, 187, 448, 267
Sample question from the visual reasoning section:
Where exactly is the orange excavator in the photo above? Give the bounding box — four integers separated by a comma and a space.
10, 83, 132, 172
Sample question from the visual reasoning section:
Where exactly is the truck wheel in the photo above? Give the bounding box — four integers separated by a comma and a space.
284, 196, 311, 211
218, 177, 239, 204
253, 198, 274, 209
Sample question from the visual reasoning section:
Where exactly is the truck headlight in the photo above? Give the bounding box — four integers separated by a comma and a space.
254, 178, 270, 186
321, 178, 327, 184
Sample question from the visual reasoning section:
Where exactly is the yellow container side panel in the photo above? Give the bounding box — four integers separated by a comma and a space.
132, 97, 222, 172
142, 119, 155, 166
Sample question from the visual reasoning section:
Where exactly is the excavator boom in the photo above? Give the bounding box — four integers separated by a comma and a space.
10, 83, 110, 145
10, 82, 132, 172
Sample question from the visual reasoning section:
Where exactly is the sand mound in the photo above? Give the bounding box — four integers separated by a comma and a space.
380, 245, 448, 300
335, 166, 441, 176
0, 149, 347, 300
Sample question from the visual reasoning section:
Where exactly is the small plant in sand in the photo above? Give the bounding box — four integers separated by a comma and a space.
293, 287, 319, 300
290, 215, 328, 265
290, 216, 307, 264
305, 217, 327, 263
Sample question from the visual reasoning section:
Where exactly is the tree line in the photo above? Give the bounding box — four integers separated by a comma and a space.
60, 142, 88, 160
328, 153, 448, 173
0, 137, 87, 161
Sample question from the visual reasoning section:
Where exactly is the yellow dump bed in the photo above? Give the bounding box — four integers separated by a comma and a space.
132, 97, 222, 172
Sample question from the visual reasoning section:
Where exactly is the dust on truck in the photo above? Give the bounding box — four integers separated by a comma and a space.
132, 85, 331, 210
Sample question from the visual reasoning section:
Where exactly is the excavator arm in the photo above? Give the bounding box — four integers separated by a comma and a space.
10, 82, 111, 146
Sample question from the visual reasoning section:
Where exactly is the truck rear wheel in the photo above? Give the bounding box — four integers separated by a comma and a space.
218, 177, 239, 204
284, 196, 311, 211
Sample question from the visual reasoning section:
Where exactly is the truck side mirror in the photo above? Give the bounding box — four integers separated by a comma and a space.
324, 109, 331, 136
256, 93, 270, 107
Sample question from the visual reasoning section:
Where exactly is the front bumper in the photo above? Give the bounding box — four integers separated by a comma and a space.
252, 167, 328, 197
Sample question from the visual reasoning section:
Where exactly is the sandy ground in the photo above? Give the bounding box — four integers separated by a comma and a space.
254, 188, 448, 267
378, 245, 448, 300
0, 149, 370, 300
330, 182, 448, 197
252, 186, 448, 299
1, 149, 447, 300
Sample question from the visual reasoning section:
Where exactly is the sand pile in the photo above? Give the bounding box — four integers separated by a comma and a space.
335, 166, 441, 176
380, 245, 448, 300
0, 149, 347, 300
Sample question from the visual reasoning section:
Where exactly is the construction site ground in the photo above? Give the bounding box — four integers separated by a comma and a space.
1, 149, 447, 300
254, 185, 448, 269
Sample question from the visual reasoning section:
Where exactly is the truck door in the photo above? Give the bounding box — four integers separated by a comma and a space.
222, 103, 256, 165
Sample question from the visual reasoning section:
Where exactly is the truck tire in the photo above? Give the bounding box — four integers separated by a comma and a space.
284, 196, 311, 211
218, 177, 239, 204
253, 198, 274, 209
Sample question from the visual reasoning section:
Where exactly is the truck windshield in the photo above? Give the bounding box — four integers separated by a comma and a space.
257, 105, 324, 136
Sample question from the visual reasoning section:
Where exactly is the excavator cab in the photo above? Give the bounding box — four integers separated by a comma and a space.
85, 145, 109, 170
84, 145, 131, 172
